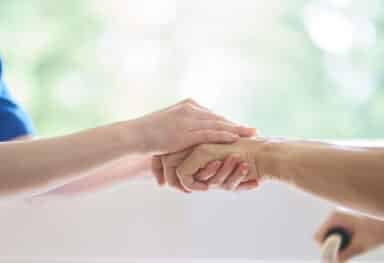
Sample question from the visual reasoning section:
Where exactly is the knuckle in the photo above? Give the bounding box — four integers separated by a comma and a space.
177, 105, 188, 114
184, 98, 198, 105
175, 103, 191, 114
182, 104, 195, 115
182, 98, 195, 105
212, 121, 225, 130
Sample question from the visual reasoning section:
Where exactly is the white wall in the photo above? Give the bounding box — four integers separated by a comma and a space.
1, 178, 382, 260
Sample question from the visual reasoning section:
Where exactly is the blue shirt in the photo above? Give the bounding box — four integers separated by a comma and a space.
0, 58, 34, 141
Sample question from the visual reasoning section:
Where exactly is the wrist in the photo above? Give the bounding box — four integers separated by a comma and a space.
113, 120, 151, 154
250, 138, 292, 183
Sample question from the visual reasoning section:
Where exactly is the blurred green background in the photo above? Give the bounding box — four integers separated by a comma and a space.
1, 0, 383, 139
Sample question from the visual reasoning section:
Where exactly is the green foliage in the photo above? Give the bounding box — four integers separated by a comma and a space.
0, 0, 105, 136
1, 0, 383, 139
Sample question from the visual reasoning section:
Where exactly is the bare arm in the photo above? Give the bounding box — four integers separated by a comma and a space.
0, 122, 138, 199
268, 139, 384, 220
12, 135, 158, 199
33, 156, 154, 198
0, 100, 254, 200
176, 138, 384, 219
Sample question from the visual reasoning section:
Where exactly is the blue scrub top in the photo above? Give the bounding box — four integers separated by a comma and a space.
0, 58, 34, 141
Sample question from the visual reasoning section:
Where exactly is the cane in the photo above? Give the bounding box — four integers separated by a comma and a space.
321, 227, 352, 263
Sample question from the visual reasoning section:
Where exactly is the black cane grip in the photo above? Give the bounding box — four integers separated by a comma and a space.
324, 227, 352, 252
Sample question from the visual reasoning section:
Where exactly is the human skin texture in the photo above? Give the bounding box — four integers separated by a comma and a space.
315, 211, 384, 262
0, 99, 256, 200
171, 137, 384, 219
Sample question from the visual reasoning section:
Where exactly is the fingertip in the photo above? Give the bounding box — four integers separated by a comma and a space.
236, 180, 259, 192
158, 180, 166, 187
182, 187, 192, 194
154, 171, 165, 186
193, 181, 209, 191
176, 170, 195, 189
238, 127, 257, 137
232, 175, 247, 191
240, 162, 249, 175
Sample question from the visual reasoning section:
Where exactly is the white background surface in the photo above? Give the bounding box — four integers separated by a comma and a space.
0, 179, 383, 260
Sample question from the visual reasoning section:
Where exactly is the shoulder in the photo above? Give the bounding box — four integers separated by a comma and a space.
0, 58, 4, 95
0, 56, 35, 140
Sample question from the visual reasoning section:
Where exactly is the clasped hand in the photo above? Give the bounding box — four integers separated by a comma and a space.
147, 99, 270, 193
153, 139, 264, 193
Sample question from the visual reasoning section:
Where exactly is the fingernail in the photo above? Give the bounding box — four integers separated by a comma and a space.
239, 126, 256, 134
241, 163, 249, 175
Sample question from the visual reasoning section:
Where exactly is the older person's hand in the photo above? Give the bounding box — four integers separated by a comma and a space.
155, 138, 270, 192
153, 149, 257, 192
315, 211, 384, 262
175, 138, 266, 191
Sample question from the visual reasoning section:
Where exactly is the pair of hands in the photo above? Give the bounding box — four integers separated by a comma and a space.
134, 99, 261, 192
152, 139, 262, 193
35, 99, 260, 199
139, 98, 384, 262
315, 211, 384, 262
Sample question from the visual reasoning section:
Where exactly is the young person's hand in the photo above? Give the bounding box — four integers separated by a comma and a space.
315, 211, 384, 262
131, 99, 256, 154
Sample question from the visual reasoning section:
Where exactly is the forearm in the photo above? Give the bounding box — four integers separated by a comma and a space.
260, 139, 384, 219
0, 121, 144, 199
34, 156, 154, 198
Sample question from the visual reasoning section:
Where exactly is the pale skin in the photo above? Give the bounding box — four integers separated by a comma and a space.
161, 137, 384, 219
153, 148, 257, 193
315, 211, 384, 262
0, 99, 257, 200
